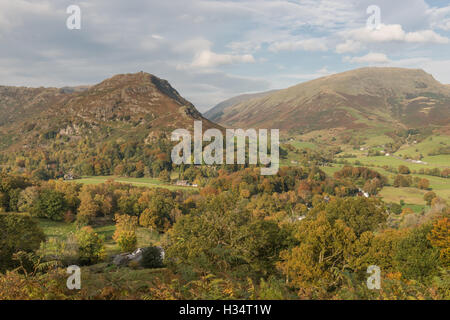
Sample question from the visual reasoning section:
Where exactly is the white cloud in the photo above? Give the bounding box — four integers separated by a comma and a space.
227, 40, 261, 54
0, 0, 58, 33
343, 24, 449, 44
173, 37, 212, 54
427, 6, 450, 31
404, 30, 449, 44
336, 40, 364, 54
269, 38, 328, 52
347, 53, 390, 64
386, 57, 450, 84
190, 50, 255, 68
174, 37, 256, 69
1, 0, 450, 110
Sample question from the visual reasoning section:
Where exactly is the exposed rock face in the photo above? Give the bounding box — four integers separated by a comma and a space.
0, 72, 221, 154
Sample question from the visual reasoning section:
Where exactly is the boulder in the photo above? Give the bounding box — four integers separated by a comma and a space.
127, 248, 144, 263
112, 248, 145, 267
112, 253, 130, 267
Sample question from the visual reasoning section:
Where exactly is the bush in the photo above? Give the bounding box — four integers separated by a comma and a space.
115, 231, 137, 253
141, 247, 164, 268
398, 165, 411, 174
424, 191, 437, 206
418, 178, 430, 190
76, 227, 106, 265
113, 214, 138, 252
390, 203, 403, 215
0, 213, 46, 272
394, 174, 412, 188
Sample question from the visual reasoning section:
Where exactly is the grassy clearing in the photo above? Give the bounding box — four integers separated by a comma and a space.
403, 204, 429, 214
288, 140, 318, 150
321, 165, 344, 176
379, 187, 426, 205
37, 219, 161, 257
394, 136, 449, 158
37, 219, 77, 239
421, 155, 450, 167
75, 176, 198, 191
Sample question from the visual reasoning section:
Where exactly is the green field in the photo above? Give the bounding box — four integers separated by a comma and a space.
379, 187, 427, 206
284, 132, 450, 208
74, 176, 198, 191
288, 140, 318, 150
347, 155, 448, 171
394, 136, 449, 159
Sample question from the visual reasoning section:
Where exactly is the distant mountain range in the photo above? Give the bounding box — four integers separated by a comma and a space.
205, 68, 450, 134
1, 68, 449, 165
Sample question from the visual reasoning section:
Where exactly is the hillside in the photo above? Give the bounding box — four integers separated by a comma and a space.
208, 68, 450, 133
204, 90, 278, 122
0, 72, 219, 176
0, 86, 63, 127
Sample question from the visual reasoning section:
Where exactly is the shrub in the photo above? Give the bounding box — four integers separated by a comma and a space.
390, 203, 403, 215
113, 214, 138, 252
141, 246, 164, 269
394, 174, 412, 187
424, 191, 437, 206
115, 231, 137, 253
159, 170, 171, 183
398, 165, 411, 174
418, 179, 430, 190
76, 227, 106, 265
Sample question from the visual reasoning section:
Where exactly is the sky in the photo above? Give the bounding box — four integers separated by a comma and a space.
0, 0, 450, 112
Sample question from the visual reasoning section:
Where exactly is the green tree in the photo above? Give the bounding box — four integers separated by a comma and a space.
76, 227, 106, 265
394, 224, 440, 282
165, 194, 286, 278
33, 189, 67, 221
139, 194, 174, 233
76, 188, 99, 226
141, 246, 164, 269
279, 211, 365, 295
0, 213, 46, 272
308, 197, 387, 237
